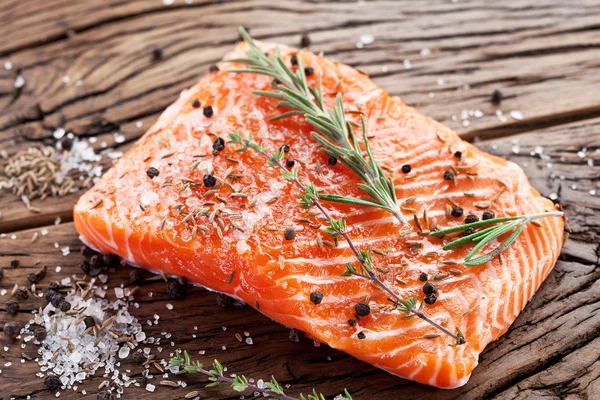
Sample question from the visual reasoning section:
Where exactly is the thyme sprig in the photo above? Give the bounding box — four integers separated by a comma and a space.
169, 350, 352, 400
229, 27, 408, 227
230, 132, 464, 344
431, 211, 563, 266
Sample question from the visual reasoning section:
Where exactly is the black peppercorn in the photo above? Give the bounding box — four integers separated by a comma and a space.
132, 351, 147, 364
401, 164, 411, 174
48, 281, 60, 291
84, 316, 96, 329
465, 214, 479, 224
203, 105, 213, 118
304, 66, 314, 76
59, 300, 71, 312
327, 155, 337, 166
209, 64, 220, 73
443, 169, 455, 181
10, 259, 20, 268
212, 137, 225, 152
309, 291, 323, 305
44, 374, 62, 390
357, 332, 366, 339
284, 226, 296, 241
97, 390, 115, 400
166, 280, 186, 299
216, 293, 232, 307
6, 300, 19, 315
419, 272, 428, 282
451, 206, 464, 217
424, 293, 437, 305
15, 286, 29, 300
191, 99, 201, 108
81, 246, 97, 258
347, 319, 356, 327
146, 167, 159, 179
90, 254, 103, 269
61, 136, 74, 151
4, 321, 21, 340
290, 55, 298, 66
129, 269, 147, 284
27, 265, 47, 284
355, 302, 370, 317
152, 47, 163, 61
203, 174, 217, 187
482, 210, 495, 220
454, 151, 462, 159
280, 144, 290, 153
46, 291, 60, 304
102, 254, 119, 266
289, 329, 300, 343
285, 158, 295, 168
423, 282, 438, 295
300, 34, 311, 48
491, 89, 503, 105
79, 260, 91, 275
34, 326, 47, 341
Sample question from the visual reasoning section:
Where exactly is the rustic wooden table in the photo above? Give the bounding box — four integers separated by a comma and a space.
1, 0, 599, 399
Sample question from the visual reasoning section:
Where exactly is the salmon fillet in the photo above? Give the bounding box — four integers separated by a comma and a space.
73, 40, 564, 389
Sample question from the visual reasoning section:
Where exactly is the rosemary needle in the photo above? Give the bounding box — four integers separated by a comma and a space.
430, 211, 563, 266
229, 27, 409, 228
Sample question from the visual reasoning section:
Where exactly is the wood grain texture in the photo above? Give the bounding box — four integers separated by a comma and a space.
0, 1, 598, 399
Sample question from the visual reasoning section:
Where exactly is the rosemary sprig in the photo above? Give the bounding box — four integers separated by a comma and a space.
229, 27, 408, 227
169, 350, 352, 400
431, 211, 563, 266
230, 132, 464, 344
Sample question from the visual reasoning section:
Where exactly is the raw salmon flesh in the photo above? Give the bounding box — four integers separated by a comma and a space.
74, 39, 564, 389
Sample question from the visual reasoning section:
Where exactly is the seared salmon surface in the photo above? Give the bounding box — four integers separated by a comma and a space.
74, 40, 564, 389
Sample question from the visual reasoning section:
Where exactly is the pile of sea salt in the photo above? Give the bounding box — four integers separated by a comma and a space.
29, 282, 146, 395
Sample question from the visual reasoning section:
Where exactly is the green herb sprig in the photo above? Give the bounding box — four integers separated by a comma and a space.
229, 27, 408, 227
431, 211, 563, 266
230, 132, 464, 344
169, 350, 352, 400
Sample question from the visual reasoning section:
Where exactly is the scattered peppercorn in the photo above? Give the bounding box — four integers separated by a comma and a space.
102, 253, 119, 266
34, 326, 47, 341
84, 316, 96, 329
355, 301, 370, 317
465, 214, 479, 224
424, 293, 437, 305
81, 245, 97, 258
48, 281, 60, 291
79, 260, 91, 275
401, 164, 411, 174
454, 151, 462, 159
132, 351, 147, 364
289, 329, 300, 343
304, 66, 314, 76
14, 286, 28, 300
61, 136, 74, 151
166, 280, 186, 299
90, 254, 103, 269
97, 390, 115, 400
419, 272, 428, 282
285, 158, 295, 168
423, 282, 438, 295
146, 167, 159, 179
491, 89, 503, 105
357, 332, 366, 339
212, 137, 225, 152
152, 47, 163, 61
44, 374, 62, 390
451, 206, 464, 217
27, 265, 47, 284
443, 169, 455, 181
129, 269, 146, 284
203, 174, 217, 187
59, 300, 71, 312
280, 144, 290, 153
300, 34, 311, 48
309, 291, 323, 305
284, 226, 296, 241
3, 321, 21, 340
6, 300, 19, 315
10, 259, 20, 268
347, 319, 356, 327
290, 55, 298, 66
46, 291, 60, 304
192, 99, 201, 108
209, 64, 220, 73
327, 155, 337, 166
482, 210, 496, 220
203, 105, 213, 118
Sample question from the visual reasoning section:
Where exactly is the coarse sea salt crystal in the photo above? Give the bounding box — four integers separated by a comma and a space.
4, 61, 13, 70
359, 34, 375, 45
403, 59, 411, 69
420, 48, 431, 56
510, 110, 524, 120
118, 346, 130, 359
145, 383, 156, 392
53, 128, 66, 139
14, 74, 25, 88
166, 303, 173, 310
140, 191, 159, 206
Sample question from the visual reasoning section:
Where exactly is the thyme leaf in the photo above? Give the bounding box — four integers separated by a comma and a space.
229, 132, 464, 343
230, 27, 408, 227
431, 211, 563, 266
169, 351, 352, 400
